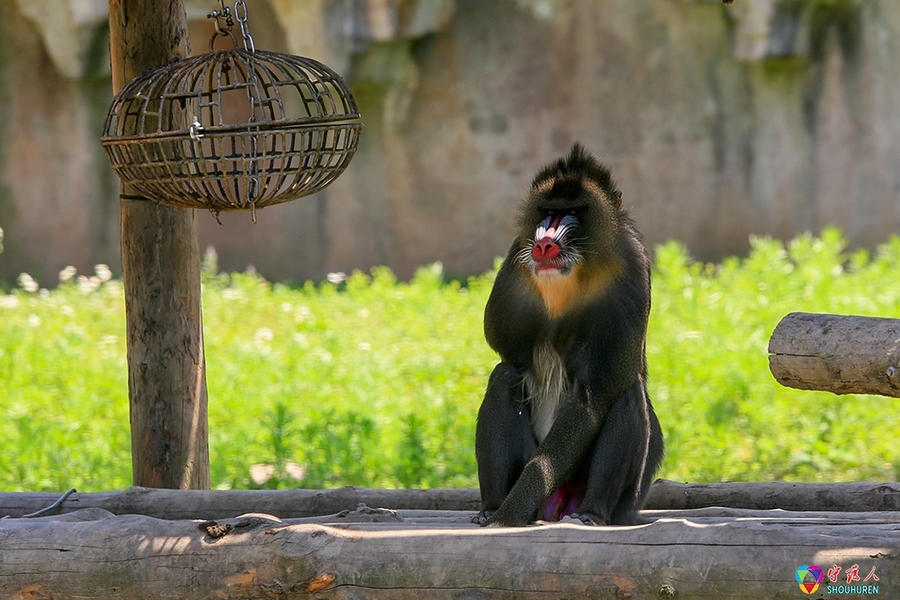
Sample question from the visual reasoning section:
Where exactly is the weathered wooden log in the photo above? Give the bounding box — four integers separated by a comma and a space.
1, 507, 898, 599
768, 312, 900, 397
647, 479, 900, 511
4, 480, 900, 520
0, 487, 479, 520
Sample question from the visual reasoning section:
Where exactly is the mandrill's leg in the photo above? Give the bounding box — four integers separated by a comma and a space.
576, 378, 663, 525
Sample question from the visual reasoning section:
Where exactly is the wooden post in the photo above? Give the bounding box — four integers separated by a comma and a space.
108, 0, 210, 489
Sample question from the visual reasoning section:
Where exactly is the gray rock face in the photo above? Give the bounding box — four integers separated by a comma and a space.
13, 0, 109, 79
1, 0, 899, 285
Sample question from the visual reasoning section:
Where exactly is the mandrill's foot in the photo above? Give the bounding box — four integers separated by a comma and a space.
564, 512, 607, 526
474, 509, 533, 527
564, 510, 653, 526
472, 510, 493, 526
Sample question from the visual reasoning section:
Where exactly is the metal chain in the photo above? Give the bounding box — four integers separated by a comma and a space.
207, 0, 233, 35
206, 1, 254, 52
234, 0, 256, 52
234, 0, 259, 216
205, 0, 260, 216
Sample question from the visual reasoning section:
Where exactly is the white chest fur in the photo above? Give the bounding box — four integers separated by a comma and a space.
523, 342, 569, 443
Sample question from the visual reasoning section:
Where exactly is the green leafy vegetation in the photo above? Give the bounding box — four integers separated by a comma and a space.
2, 228, 899, 492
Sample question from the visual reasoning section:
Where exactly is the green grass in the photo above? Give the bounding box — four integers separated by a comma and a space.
2, 228, 900, 492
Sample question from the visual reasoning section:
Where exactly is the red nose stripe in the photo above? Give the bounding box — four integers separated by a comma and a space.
550, 213, 565, 230
544, 214, 565, 238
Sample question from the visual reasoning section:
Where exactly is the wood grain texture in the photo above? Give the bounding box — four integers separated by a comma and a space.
108, 0, 209, 489
768, 312, 900, 397
1, 507, 898, 599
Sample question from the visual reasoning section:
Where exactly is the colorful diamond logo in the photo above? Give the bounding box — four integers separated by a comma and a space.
795, 565, 825, 594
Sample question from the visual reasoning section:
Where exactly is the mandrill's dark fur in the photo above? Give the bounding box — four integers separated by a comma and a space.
475, 144, 663, 527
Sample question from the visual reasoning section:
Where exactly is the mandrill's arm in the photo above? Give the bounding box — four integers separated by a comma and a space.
485, 379, 604, 527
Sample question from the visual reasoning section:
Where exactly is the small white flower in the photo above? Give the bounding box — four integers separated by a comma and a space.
17, 273, 38, 293
77, 275, 99, 294
294, 305, 311, 323
59, 266, 77, 283
94, 264, 113, 282
27, 314, 41, 327
358, 342, 372, 351
254, 327, 274, 344
284, 461, 305, 480
326, 271, 346, 284
249, 464, 275, 485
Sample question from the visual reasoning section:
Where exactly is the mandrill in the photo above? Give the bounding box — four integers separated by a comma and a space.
475, 143, 663, 527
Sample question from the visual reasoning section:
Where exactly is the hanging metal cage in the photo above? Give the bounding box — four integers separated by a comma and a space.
101, 12, 362, 215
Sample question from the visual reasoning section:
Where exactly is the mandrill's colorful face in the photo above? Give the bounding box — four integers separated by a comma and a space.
529, 211, 579, 276
515, 195, 623, 319
515, 206, 587, 319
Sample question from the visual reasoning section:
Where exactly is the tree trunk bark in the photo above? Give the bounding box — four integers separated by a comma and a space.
768, 312, 900, 397
108, 0, 209, 489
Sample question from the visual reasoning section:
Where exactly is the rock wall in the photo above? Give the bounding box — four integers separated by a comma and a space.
1, 0, 898, 286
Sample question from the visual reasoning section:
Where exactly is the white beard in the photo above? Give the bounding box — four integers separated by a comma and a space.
523, 342, 569, 443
